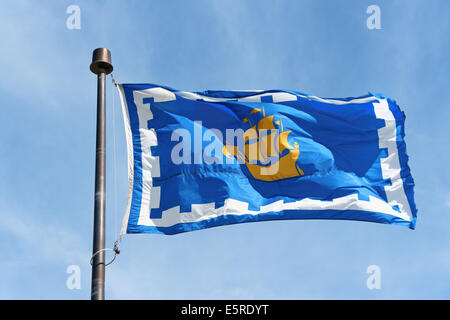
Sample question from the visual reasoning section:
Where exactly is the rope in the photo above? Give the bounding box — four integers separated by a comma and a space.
89, 74, 122, 268
90, 241, 120, 267
111, 74, 118, 87
111, 74, 119, 242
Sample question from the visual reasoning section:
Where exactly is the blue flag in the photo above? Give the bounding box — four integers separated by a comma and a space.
117, 84, 417, 235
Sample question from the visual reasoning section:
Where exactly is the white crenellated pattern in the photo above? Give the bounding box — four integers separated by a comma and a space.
373, 99, 413, 221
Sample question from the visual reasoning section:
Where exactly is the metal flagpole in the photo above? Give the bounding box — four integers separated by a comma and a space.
89, 48, 113, 300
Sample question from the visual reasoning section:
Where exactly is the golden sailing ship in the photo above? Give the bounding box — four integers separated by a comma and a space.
223, 107, 304, 181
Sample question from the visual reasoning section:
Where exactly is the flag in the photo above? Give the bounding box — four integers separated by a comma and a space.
117, 83, 417, 235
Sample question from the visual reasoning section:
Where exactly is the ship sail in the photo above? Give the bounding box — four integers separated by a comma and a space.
223, 108, 304, 181
257, 115, 276, 131
277, 130, 295, 154
258, 130, 278, 163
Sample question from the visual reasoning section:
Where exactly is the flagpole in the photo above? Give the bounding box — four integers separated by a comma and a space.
90, 48, 113, 300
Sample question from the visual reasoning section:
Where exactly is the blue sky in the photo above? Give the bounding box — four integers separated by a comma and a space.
0, 0, 449, 299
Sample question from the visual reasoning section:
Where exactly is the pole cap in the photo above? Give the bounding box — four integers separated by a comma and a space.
90, 48, 113, 75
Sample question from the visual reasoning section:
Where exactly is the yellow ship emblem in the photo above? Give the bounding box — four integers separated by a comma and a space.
223, 107, 304, 181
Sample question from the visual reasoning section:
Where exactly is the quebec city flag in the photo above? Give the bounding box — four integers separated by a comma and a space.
117, 84, 417, 235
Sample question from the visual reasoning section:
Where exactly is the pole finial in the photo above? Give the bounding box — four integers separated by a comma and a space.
90, 48, 113, 75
